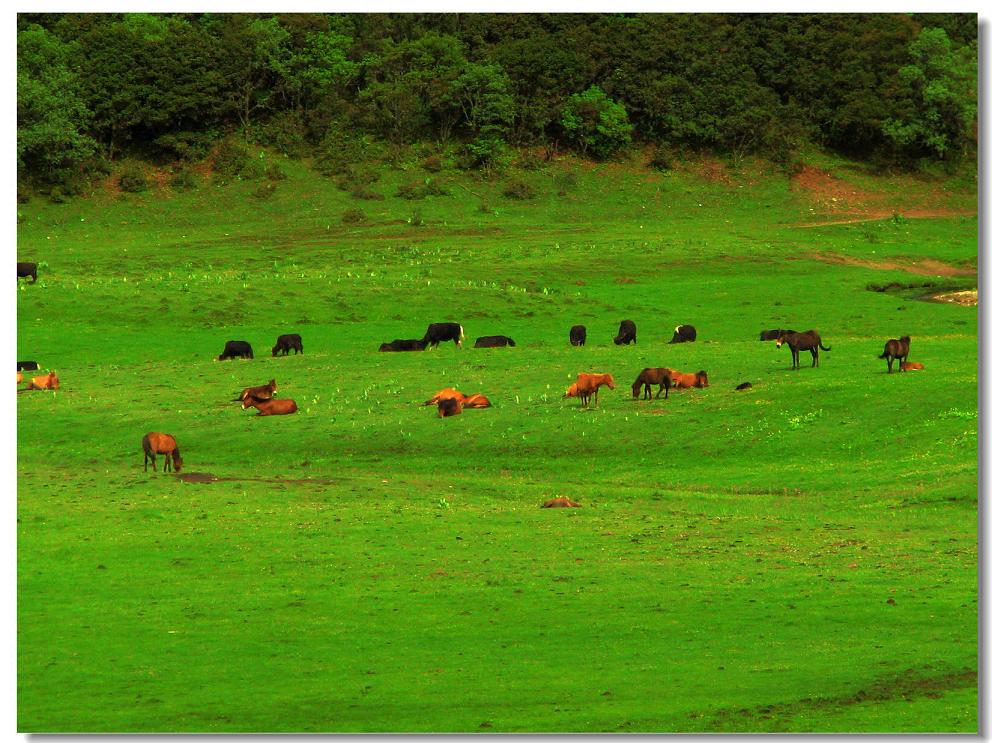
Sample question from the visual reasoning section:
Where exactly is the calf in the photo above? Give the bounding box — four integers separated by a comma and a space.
879, 335, 911, 374
218, 340, 254, 360
17, 361, 40, 372
474, 335, 516, 348
569, 325, 587, 346
632, 367, 673, 400
25, 371, 59, 390
900, 361, 925, 371
668, 324, 697, 344
272, 333, 303, 356
613, 319, 636, 345
17, 262, 37, 283
422, 322, 465, 349
379, 338, 427, 352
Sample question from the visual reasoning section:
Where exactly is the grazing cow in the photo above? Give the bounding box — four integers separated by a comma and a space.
900, 361, 925, 371
668, 324, 697, 344
474, 335, 516, 348
569, 325, 587, 346
760, 329, 796, 341
17, 361, 39, 372
613, 320, 637, 345
669, 369, 710, 389
272, 333, 303, 356
438, 397, 462, 418
242, 395, 298, 416
142, 432, 183, 473
17, 262, 37, 283
735, 382, 753, 391
422, 322, 465, 349
379, 338, 427, 352
218, 340, 253, 360
632, 367, 673, 400
235, 379, 277, 402
879, 335, 911, 374
776, 330, 831, 369
564, 372, 616, 407
25, 371, 59, 390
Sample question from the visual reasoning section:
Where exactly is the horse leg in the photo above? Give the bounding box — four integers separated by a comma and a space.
164, 454, 171, 473
887, 356, 893, 374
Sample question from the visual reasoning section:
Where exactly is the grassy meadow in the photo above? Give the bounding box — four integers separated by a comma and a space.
16, 151, 978, 732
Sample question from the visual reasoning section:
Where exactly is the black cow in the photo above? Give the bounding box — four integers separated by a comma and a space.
423, 322, 465, 349
17, 262, 37, 283
569, 325, 587, 346
613, 319, 637, 345
272, 333, 303, 356
379, 339, 427, 352
760, 329, 796, 341
17, 361, 40, 372
668, 324, 697, 344
218, 340, 254, 360
474, 335, 516, 348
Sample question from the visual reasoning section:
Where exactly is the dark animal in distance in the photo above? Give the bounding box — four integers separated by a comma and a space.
422, 323, 465, 349
776, 330, 831, 369
272, 333, 303, 356
569, 325, 587, 346
879, 336, 911, 374
735, 382, 753, 391
235, 379, 277, 402
17, 361, 40, 372
474, 335, 516, 348
669, 370, 709, 389
760, 329, 796, 341
242, 395, 298, 416
218, 340, 253, 360
668, 324, 697, 344
614, 319, 637, 345
17, 262, 37, 283
901, 361, 925, 371
564, 373, 616, 407
632, 367, 673, 400
142, 432, 182, 473
379, 339, 427, 352
25, 371, 59, 390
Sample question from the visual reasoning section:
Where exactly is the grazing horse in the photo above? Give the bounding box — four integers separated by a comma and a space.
879, 336, 911, 374
776, 330, 831, 369
272, 333, 303, 356
632, 367, 673, 400
242, 395, 297, 416
901, 361, 925, 371
17, 262, 37, 283
235, 379, 277, 402
569, 325, 587, 346
564, 373, 616, 407
142, 432, 183, 472
25, 371, 59, 390
669, 370, 710, 389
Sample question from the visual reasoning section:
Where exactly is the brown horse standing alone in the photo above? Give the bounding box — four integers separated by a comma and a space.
632, 368, 673, 400
776, 330, 831, 369
564, 373, 616, 407
242, 395, 298, 416
142, 432, 183, 472
879, 336, 911, 374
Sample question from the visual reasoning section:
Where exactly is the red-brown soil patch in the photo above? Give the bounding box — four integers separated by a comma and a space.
807, 251, 976, 278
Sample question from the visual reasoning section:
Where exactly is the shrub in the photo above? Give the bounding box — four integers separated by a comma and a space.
171, 169, 198, 192
266, 163, 287, 181
349, 185, 384, 201
422, 154, 443, 172
335, 165, 381, 192
118, 168, 148, 193
397, 178, 449, 199
252, 182, 277, 200
342, 208, 368, 224
552, 169, 578, 193
408, 209, 424, 226
514, 149, 543, 170
648, 143, 678, 171
213, 140, 263, 182
502, 179, 536, 200
153, 131, 217, 162
257, 111, 310, 159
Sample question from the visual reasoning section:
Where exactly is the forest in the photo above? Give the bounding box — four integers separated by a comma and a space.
17, 13, 978, 189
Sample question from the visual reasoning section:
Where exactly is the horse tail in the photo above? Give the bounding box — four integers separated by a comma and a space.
820, 341, 832, 351
878, 351, 888, 359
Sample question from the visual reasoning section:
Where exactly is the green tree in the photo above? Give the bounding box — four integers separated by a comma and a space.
561, 85, 632, 159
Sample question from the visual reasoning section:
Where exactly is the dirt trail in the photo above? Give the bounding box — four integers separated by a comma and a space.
176, 472, 340, 485
807, 251, 976, 278
794, 209, 976, 228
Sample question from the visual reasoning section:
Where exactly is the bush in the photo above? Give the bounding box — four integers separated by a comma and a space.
349, 185, 384, 201
153, 131, 217, 162
171, 169, 198, 192
396, 178, 449, 199
118, 168, 148, 193
502, 179, 536, 200
213, 140, 263, 182
341, 208, 368, 224
422, 154, 443, 172
266, 163, 287, 181
552, 169, 578, 193
315, 128, 381, 177
408, 209, 425, 226
257, 111, 310, 159
514, 149, 544, 170
648, 143, 678, 171
335, 165, 381, 192
252, 182, 277, 200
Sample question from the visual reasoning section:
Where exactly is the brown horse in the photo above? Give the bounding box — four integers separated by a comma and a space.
564, 373, 616, 407
632, 367, 673, 400
776, 330, 831, 369
242, 395, 298, 416
880, 336, 911, 374
16, 372, 22, 385
424, 388, 467, 406
235, 379, 277, 402
25, 371, 59, 390
900, 361, 924, 371
669, 370, 710, 389
142, 432, 183, 472
424, 388, 491, 410
438, 397, 463, 417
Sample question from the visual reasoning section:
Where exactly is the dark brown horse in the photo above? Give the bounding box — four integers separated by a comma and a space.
142, 432, 183, 472
776, 330, 831, 369
242, 395, 298, 416
235, 379, 277, 402
632, 367, 673, 400
879, 335, 911, 374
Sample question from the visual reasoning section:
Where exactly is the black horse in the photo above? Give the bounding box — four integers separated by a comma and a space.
776, 330, 831, 369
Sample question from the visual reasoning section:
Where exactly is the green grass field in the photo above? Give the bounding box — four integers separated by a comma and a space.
16, 152, 977, 732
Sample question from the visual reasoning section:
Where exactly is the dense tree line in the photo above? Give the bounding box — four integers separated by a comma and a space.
17, 12, 977, 187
